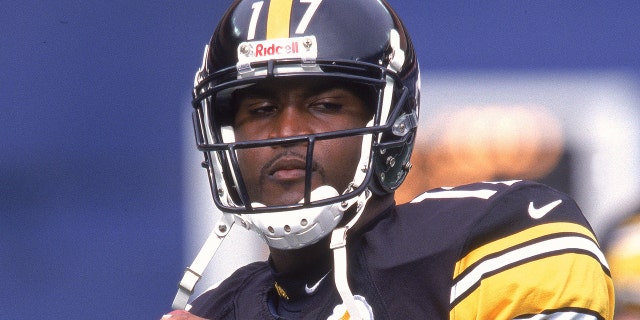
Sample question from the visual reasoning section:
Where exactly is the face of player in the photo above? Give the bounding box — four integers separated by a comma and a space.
231, 78, 374, 206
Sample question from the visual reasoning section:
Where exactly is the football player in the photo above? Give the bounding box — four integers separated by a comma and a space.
162, 0, 614, 319
603, 209, 640, 319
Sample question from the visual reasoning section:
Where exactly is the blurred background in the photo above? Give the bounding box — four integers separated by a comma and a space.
2, 1, 639, 319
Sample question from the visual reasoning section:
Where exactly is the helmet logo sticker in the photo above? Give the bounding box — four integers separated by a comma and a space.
237, 36, 318, 66
255, 40, 298, 57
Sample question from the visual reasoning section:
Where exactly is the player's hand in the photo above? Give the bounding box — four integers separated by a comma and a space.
160, 310, 208, 320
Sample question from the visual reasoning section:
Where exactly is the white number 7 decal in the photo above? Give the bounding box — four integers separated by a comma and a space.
295, 0, 322, 34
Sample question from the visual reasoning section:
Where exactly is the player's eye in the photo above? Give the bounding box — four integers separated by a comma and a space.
310, 101, 343, 112
248, 103, 277, 116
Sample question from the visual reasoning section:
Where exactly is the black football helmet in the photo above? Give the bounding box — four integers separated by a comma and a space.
191, 0, 420, 249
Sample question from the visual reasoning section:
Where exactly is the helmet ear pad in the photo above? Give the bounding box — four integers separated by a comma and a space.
370, 74, 420, 196
370, 129, 415, 196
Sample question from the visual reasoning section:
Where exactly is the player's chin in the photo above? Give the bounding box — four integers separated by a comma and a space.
258, 179, 327, 206
258, 187, 307, 206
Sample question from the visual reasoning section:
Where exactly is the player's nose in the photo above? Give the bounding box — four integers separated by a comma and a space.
267, 106, 314, 140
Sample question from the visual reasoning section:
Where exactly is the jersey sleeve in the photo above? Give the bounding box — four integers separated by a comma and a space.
447, 181, 614, 320
187, 261, 271, 319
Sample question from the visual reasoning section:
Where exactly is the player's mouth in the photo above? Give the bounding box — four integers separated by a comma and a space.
268, 158, 313, 182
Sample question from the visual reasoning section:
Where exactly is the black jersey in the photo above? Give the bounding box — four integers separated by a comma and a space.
188, 181, 614, 319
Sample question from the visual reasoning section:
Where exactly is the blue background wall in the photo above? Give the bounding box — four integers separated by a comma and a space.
1, 1, 639, 318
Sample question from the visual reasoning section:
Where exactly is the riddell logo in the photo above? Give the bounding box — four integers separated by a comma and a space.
237, 36, 317, 65
254, 41, 299, 57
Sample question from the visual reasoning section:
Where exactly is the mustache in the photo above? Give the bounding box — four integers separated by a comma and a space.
260, 150, 322, 177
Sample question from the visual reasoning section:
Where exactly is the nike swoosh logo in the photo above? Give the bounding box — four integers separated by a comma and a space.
528, 199, 562, 219
305, 272, 330, 295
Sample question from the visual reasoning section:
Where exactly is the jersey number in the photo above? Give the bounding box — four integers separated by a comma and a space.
247, 0, 323, 40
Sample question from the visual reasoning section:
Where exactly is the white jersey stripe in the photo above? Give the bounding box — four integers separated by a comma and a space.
450, 236, 609, 304
516, 310, 599, 319
411, 189, 498, 202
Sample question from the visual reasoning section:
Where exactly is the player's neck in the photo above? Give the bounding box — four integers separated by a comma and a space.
268, 193, 395, 274
348, 193, 395, 233
269, 236, 333, 274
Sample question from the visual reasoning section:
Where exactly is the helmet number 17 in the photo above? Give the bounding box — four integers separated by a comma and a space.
247, 0, 323, 41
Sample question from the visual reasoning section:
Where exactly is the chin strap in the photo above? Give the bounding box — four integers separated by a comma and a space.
172, 213, 236, 310
329, 189, 373, 320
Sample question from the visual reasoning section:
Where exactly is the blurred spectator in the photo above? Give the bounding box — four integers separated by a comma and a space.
604, 207, 640, 319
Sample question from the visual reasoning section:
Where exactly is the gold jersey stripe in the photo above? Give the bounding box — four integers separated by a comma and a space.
453, 222, 599, 278
451, 235, 610, 305
266, 0, 294, 39
449, 253, 614, 319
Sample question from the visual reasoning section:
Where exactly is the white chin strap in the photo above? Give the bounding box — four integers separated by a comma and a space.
172, 213, 236, 310
330, 188, 374, 320
239, 185, 344, 250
